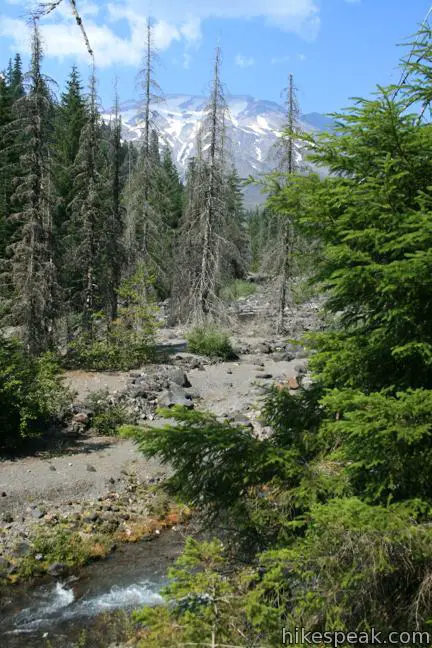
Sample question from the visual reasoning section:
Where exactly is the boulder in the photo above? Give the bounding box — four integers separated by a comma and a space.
158, 384, 194, 409
257, 342, 272, 354
169, 368, 192, 388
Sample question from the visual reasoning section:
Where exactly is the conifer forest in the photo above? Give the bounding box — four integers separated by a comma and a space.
1, 2, 432, 647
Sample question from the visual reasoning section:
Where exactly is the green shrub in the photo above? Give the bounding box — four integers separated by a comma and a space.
186, 327, 236, 360
85, 390, 133, 435
0, 337, 71, 450
68, 326, 157, 371
67, 266, 159, 371
219, 279, 256, 301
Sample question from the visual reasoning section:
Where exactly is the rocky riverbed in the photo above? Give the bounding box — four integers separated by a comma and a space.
0, 287, 321, 591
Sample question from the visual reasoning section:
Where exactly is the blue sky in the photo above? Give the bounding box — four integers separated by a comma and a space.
0, 0, 430, 114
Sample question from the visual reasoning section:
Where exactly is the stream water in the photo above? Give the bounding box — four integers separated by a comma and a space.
0, 530, 184, 647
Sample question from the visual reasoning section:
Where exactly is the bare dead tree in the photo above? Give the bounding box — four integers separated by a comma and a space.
123, 18, 165, 277
172, 48, 231, 324
35, 1, 93, 58
264, 73, 301, 333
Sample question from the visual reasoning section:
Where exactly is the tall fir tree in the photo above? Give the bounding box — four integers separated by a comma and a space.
69, 68, 108, 335
104, 89, 125, 322
7, 21, 58, 353
53, 65, 87, 306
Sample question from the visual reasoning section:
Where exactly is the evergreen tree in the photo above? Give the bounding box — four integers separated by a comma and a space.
53, 65, 87, 305
10, 53, 24, 101
69, 69, 108, 335
161, 146, 183, 230
104, 90, 125, 322
0, 73, 12, 260
7, 21, 58, 353
0, 54, 25, 268
223, 167, 250, 281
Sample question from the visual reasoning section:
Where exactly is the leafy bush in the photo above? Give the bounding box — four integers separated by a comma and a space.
85, 390, 133, 435
67, 266, 159, 371
251, 498, 432, 636
0, 336, 71, 450
186, 327, 236, 360
219, 279, 256, 301
133, 537, 254, 648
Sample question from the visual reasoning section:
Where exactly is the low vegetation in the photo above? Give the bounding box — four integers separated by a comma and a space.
186, 327, 237, 360
219, 279, 257, 301
0, 336, 71, 451
84, 390, 133, 436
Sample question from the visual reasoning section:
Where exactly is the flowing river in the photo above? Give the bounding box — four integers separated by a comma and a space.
0, 530, 184, 647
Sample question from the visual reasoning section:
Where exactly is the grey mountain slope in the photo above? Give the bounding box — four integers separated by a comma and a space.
108, 94, 332, 206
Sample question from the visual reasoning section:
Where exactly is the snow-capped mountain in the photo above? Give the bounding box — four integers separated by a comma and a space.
109, 94, 333, 205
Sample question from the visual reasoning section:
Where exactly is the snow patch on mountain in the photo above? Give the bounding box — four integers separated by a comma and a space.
105, 94, 332, 205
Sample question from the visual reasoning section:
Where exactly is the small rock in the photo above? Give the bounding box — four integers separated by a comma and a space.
288, 377, 300, 390
232, 414, 254, 429
129, 371, 142, 379
2, 512, 13, 523
169, 368, 192, 388
86, 464, 97, 473
49, 465, 57, 472
84, 511, 99, 522
73, 412, 89, 425
48, 562, 67, 577
226, 369, 233, 374
257, 343, 272, 354
1, 492, 7, 497
31, 508, 46, 519
274, 351, 296, 362
35, 553, 44, 561
256, 373, 273, 379
295, 349, 308, 360
294, 363, 307, 376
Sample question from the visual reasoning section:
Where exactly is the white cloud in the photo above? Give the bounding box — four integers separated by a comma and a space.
235, 54, 255, 68
0, 15, 142, 67
1, 0, 320, 67
122, 0, 320, 40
